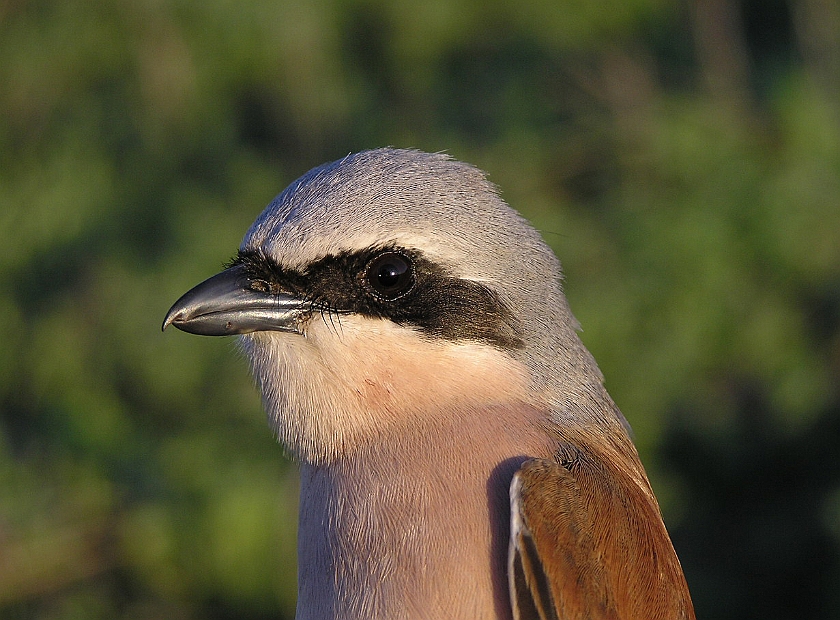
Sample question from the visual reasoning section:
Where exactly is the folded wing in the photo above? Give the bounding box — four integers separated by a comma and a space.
508, 441, 695, 620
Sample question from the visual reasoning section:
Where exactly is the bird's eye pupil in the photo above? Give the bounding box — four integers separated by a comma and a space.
377, 263, 402, 287
366, 252, 414, 300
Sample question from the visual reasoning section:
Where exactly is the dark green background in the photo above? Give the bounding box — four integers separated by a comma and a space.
2, 0, 839, 618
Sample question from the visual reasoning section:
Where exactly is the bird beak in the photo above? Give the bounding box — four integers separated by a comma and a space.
162, 264, 307, 336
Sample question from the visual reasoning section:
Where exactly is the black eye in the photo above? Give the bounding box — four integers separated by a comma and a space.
366, 252, 415, 300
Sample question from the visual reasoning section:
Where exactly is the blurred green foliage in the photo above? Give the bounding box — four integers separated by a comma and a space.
1, 0, 838, 618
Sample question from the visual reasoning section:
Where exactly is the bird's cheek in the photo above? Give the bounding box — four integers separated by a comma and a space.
242, 317, 535, 452
354, 377, 394, 410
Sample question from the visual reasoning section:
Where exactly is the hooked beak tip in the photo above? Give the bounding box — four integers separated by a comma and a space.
161, 312, 177, 332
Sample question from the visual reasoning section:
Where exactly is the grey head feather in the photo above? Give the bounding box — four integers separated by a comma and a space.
243, 148, 615, 424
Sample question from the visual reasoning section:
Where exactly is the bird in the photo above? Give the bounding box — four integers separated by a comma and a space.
163, 148, 695, 620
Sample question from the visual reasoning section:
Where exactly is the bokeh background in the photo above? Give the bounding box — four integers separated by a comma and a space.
2, 0, 839, 618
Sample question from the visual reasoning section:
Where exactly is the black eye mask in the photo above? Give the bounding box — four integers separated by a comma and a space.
230, 245, 524, 350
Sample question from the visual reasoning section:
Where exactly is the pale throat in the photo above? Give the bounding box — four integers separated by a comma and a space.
244, 314, 539, 464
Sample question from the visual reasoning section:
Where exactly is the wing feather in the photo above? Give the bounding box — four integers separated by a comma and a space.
508, 442, 694, 620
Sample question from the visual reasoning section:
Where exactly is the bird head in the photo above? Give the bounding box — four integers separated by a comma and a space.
163, 149, 610, 463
